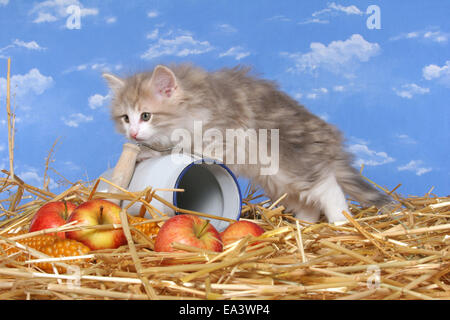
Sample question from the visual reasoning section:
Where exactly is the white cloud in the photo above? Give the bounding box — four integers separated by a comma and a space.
391, 29, 448, 43
347, 143, 395, 167
91, 63, 108, 70
422, 60, 450, 80
283, 34, 380, 74
61, 113, 93, 127
33, 12, 58, 23
18, 166, 58, 190
396, 134, 417, 145
141, 30, 214, 60
327, 2, 363, 15
423, 31, 448, 43
79, 7, 98, 16
298, 18, 329, 25
63, 61, 122, 74
20, 170, 45, 185
315, 87, 328, 94
297, 87, 343, 100
398, 160, 432, 176
217, 24, 238, 33
311, 2, 363, 17
0, 39, 45, 57
306, 87, 328, 99
393, 83, 430, 99
319, 113, 330, 121
62, 161, 81, 171
0, 0, 9, 6
299, 2, 362, 24
422, 61, 450, 86
423, 61, 449, 80
88, 92, 111, 109
294, 92, 303, 100
13, 39, 45, 51
219, 46, 250, 60
147, 10, 159, 18
333, 85, 345, 92
105, 17, 117, 24
146, 28, 159, 40
0, 68, 53, 99
266, 15, 291, 22
30, 0, 98, 24
405, 32, 419, 39
62, 64, 88, 73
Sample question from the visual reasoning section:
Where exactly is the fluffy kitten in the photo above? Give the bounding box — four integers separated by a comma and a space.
103, 64, 391, 223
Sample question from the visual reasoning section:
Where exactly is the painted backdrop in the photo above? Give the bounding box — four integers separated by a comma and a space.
0, 1, 449, 198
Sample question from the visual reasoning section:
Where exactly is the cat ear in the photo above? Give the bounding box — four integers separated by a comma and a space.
149, 65, 177, 98
102, 73, 125, 92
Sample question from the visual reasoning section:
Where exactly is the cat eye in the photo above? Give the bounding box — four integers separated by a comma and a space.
141, 112, 152, 121
122, 115, 129, 123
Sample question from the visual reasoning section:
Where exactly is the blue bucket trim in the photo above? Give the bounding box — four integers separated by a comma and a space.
172, 158, 242, 222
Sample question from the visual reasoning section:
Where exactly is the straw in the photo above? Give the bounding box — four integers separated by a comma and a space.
0, 58, 448, 300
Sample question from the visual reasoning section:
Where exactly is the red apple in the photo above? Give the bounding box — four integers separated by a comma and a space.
29, 201, 77, 238
65, 199, 127, 250
220, 220, 265, 247
155, 214, 222, 253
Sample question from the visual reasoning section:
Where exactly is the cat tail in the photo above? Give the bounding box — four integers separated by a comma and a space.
334, 158, 394, 210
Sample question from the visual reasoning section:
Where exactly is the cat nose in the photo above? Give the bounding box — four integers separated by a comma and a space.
130, 131, 138, 139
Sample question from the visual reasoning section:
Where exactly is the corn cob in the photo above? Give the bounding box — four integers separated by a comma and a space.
1, 231, 59, 258
37, 238, 91, 273
1, 231, 91, 273
128, 215, 160, 238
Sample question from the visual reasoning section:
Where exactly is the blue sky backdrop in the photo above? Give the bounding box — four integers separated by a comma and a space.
0, 0, 449, 199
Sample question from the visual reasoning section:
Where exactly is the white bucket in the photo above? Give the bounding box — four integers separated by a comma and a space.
97, 154, 242, 231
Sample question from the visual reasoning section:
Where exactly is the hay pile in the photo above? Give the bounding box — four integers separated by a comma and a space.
0, 59, 448, 300
0, 175, 449, 300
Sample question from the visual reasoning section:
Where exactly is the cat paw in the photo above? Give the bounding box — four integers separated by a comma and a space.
324, 208, 349, 224
332, 219, 348, 226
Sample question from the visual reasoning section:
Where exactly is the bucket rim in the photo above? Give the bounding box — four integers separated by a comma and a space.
172, 158, 242, 223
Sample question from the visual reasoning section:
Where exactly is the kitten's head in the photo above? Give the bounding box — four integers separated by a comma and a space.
103, 65, 188, 148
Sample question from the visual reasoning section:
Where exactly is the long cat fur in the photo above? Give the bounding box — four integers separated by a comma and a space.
103, 63, 391, 223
